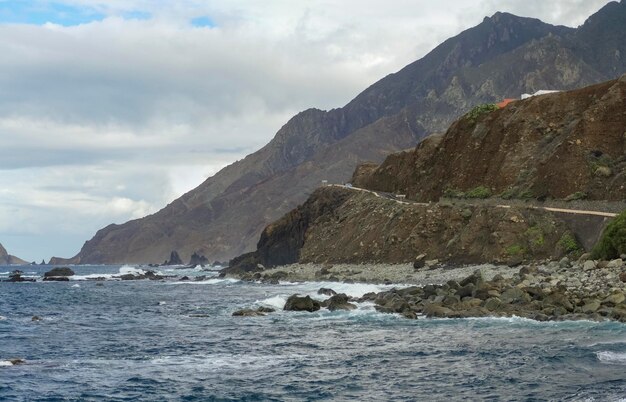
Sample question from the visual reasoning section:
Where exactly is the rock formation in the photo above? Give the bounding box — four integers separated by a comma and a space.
0, 243, 27, 265
225, 75, 625, 271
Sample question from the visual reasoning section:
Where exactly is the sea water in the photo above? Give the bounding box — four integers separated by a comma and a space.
1, 265, 626, 401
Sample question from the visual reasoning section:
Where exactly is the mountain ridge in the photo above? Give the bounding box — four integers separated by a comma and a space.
55, 1, 626, 264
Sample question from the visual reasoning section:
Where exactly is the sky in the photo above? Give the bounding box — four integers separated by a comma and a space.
0, 0, 615, 262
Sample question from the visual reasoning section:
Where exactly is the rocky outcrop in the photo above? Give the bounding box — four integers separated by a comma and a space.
357, 75, 626, 202
0, 243, 27, 265
162, 251, 183, 266
4, 270, 35, 282
188, 252, 209, 266
43, 267, 75, 282
63, 2, 626, 264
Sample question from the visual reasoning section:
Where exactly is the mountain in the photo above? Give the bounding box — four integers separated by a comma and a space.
0, 243, 27, 265
224, 74, 626, 273
61, 1, 626, 264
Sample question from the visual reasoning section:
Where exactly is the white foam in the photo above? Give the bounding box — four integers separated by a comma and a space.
158, 301, 167, 305
71, 284, 80, 288
0, 361, 13, 366
165, 278, 240, 286
596, 351, 626, 364
256, 295, 287, 309
0, 316, 6, 320
71, 273, 115, 281
119, 265, 146, 276
276, 280, 399, 299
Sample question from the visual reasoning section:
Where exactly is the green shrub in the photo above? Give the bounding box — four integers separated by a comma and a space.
506, 244, 525, 256
525, 226, 545, 247
466, 186, 492, 199
559, 233, 580, 253
591, 209, 626, 260
443, 188, 466, 199
466, 103, 499, 123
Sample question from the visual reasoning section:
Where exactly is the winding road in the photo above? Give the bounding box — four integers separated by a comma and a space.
330, 184, 618, 218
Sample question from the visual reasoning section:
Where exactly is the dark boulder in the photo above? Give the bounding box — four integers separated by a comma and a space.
413, 254, 426, 270
284, 295, 321, 312
44, 267, 75, 277
318, 288, 337, 296
180, 276, 190, 281
6, 271, 35, 282
325, 293, 357, 311
232, 306, 276, 317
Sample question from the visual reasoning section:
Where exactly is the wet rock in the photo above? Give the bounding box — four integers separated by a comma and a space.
44, 267, 75, 278
455, 284, 475, 299
318, 288, 337, 296
284, 295, 321, 312
6, 271, 35, 282
232, 308, 268, 317
325, 294, 357, 311
459, 270, 483, 287
43, 276, 70, 282
188, 252, 209, 266
180, 276, 190, 281
31, 316, 41, 321
163, 251, 183, 266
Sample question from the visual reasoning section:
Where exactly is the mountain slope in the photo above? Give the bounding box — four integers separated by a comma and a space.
64, 1, 626, 264
225, 75, 626, 272
0, 243, 27, 265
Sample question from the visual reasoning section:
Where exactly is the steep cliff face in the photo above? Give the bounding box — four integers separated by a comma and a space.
0, 243, 27, 265
358, 75, 626, 202
71, 1, 626, 264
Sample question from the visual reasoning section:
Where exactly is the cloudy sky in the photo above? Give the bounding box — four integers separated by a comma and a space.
0, 0, 614, 262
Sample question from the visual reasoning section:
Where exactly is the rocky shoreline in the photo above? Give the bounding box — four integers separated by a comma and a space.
229, 257, 626, 323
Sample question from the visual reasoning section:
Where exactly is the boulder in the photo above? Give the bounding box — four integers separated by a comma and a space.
620, 272, 626, 283
44, 267, 75, 277
459, 270, 484, 287
607, 259, 624, 269
500, 288, 531, 304
602, 292, 625, 306
583, 260, 597, 271
422, 303, 454, 318
581, 300, 601, 314
284, 295, 321, 312
318, 288, 337, 296
413, 254, 426, 270
325, 294, 357, 311
232, 308, 266, 317
6, 271, 35, 282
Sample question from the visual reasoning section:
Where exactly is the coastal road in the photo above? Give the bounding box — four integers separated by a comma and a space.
329, 184, 618, 218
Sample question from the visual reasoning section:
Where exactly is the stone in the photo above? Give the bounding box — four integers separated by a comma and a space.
31, 316, 41, 321
284, 295, 321, 312
318, 288, 337, 296
578, 253, 592, 262
44, 267, 75, 277
602, 292, 625, 306
43, 276, 70, 282
163, 250, 183, 266
232, 308, 266, 317
9, 359, 25, 365
500, 288, 531, 304
325, 294, 357, 311
594, 166, 612, 177
607, 259, 624, 269
558, 257, 570, 269
620, 272, 626, 283
425, 259, 440, 269
483, 297, 503, 311
413, 254, 427, 270
583, 260, 597, 271
459, 270, 483, 287
581, 300, 601, 314
455, 284, 475, 299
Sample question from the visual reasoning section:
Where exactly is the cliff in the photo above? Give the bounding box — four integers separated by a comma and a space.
68, 1, 626, 264
0, 243, 27, 265
226, 76, 625, 272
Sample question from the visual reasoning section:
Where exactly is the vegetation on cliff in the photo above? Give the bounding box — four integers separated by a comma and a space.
592, 209, 626, 260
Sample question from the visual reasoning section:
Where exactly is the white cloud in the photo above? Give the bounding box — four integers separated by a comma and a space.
0, 0, 614, 261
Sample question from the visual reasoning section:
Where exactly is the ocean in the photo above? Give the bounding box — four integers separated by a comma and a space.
1, 264, 625, 401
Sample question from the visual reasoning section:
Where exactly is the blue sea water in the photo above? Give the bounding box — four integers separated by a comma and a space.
1, 265, 626, 401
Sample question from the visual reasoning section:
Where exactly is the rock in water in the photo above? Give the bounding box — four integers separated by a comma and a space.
188, 252, 209, 266
325, 294, 357, 311
44, 267, 75, 277
284, 295, 321, 312
163, 251, 183, 266
318, 288, 337, 296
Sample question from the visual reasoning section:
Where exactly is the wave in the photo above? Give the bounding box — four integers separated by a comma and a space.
0, 361, 14, 367
596, 351, 626, 364
165, 278, 240, 286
